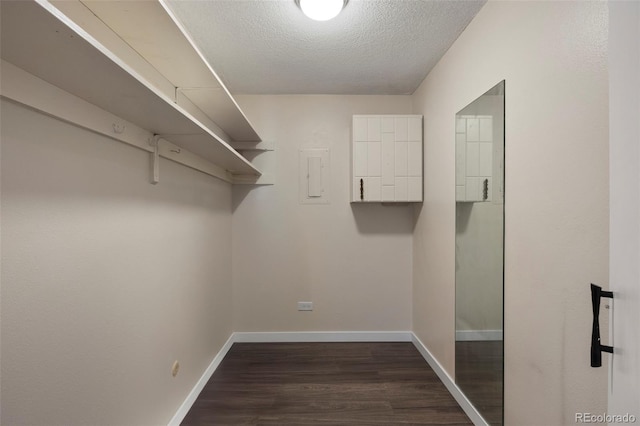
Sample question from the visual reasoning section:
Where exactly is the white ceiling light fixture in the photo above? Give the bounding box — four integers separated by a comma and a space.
296, 0, 348, 22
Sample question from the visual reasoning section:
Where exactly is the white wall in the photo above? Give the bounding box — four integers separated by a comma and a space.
0, 100, 233, 425
411, 1, 609, 424
608, 0, 640, 418
232, 95, 414, 332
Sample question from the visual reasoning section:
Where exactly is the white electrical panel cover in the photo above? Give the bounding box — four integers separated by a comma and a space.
351, 115, 423, 203
300, 149, 330, 204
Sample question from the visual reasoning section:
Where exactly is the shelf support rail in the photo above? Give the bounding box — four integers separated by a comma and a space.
1, 60, 243, 185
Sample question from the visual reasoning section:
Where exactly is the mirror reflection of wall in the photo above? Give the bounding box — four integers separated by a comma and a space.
455, 80, 505, 426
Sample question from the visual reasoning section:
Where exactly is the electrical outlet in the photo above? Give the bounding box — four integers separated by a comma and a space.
171, 360, 180, 377
297, 301, 313, 311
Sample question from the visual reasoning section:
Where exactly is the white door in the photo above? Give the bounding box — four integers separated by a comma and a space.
608, 1, 640, 420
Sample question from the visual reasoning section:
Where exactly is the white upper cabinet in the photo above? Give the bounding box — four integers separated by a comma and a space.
455, 115, 494, 202
352, 115, 423, 203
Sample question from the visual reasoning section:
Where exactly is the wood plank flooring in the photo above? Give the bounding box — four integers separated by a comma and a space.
181, 342, 472, 425
455, 340, 503, 426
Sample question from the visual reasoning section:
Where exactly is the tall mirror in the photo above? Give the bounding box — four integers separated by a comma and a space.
455, 81, 505, 425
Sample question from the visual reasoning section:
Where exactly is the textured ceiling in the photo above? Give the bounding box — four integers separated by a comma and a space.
165, 0, 485, 95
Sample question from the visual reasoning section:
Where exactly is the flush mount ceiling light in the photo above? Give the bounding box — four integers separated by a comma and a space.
296, 0, 348, 21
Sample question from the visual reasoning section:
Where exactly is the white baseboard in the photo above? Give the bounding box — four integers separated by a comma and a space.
233, 331, 412, 343
167, 333, 235, 426
411, 334, 489, 426
455, 329, 503, 341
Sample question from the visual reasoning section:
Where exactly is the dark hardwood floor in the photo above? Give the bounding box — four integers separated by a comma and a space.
182, 342, 473, 425
455, 340, 503, 426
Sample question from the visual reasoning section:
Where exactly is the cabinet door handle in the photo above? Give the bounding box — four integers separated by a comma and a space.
360, 178, 364, 201
483, 178, 489, 201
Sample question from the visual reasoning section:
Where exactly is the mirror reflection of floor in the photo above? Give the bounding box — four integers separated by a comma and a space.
455, 340, 503, 426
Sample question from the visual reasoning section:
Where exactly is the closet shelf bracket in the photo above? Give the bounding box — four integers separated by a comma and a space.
150, 134, 161, 184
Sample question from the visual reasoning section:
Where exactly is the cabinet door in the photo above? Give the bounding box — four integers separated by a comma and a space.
395, 141, 408, 177
395, 177, 408, 201
408, 177, 422, 202
408, 141, 422, 177
353, 177, 365, 201
352, 115, 423, 203
368, 141, 381, 177
353, 142, 368, 177
352, 177, 382, 201
382, 133, 395, 186
367, 177, 382, 201
456, 115, 493, 202
353, 116, 368, 142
